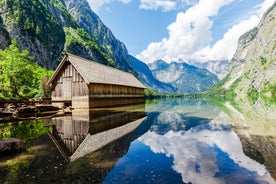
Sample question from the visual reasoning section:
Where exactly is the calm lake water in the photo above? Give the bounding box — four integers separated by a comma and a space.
0, 98, 275, 184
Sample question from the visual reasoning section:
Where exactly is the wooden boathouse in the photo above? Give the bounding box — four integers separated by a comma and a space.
47, 53, 146, 108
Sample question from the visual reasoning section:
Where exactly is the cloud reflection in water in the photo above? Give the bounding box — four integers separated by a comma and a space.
138, 112, 274, 184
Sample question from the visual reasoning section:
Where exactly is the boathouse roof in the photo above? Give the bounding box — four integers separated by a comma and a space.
48, 53, 146, 89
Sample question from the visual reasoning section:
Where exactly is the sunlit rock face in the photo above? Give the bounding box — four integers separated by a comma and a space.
221, 4, 276, 102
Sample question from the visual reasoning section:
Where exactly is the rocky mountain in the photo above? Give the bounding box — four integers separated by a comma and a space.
209, 3, 276, 103
62, 0, 133, 72
189, 60, 229, 79
0, 0, 112, 69
129, 56, 176, 93
148, 60, 219, 93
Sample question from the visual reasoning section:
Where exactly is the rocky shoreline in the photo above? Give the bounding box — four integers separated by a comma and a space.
0, 102, 74, 124
0, 103, 60, 118
0, 138, 26, 156
0, 103, 71, 155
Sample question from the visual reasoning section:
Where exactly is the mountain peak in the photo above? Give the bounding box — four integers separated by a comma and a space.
148, 59, 169, 71
148, 60, 219, 93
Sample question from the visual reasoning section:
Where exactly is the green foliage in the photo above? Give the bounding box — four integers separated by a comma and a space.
64, 27, 115, 67
0, 120, 51, 142
204, 74, 230, 96
0, 40, 53, 100
49, 0, 78, 28
145, 89, 163, 98
261, 83, 276, 104
246, 85, 259, 104
3, 0, 64, 43
260, 56, 267, 65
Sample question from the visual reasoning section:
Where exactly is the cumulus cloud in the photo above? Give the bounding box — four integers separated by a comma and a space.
188, 15, 260, 62
137, 0, 275, 63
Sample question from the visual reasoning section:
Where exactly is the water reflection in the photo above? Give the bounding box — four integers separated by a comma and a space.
139, 113, 273, 183
223, 101, 276, 180
1, 99, 275, 184
49, 104, 146, 161
103, 99, 275, 184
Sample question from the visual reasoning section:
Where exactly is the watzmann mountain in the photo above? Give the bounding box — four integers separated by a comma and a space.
148, 60, 219, 93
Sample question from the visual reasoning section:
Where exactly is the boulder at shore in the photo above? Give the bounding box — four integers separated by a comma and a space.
0, 138, 26, 155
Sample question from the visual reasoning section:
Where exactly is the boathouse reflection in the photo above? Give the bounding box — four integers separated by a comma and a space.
48, 104, 146, 162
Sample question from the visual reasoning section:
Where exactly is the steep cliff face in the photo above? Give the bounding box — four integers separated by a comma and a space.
62, 0, 133, 72
219, 3, 276, 103
149, 60, 219, 93
0, 0, 114, 69
0, 0, 66, 69
0, 15, 9, 49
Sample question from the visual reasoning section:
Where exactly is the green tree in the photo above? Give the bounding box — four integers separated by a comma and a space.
0, 40, 53, 100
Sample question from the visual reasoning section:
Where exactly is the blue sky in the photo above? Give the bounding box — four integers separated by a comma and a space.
88, 0, 274, 63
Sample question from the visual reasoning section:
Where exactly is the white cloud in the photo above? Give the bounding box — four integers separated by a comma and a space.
87, 0, 113, 13
137, 0, 235, 63
139, 0, 177, 12
137, 0, 275, 63
188, 15, 260, 62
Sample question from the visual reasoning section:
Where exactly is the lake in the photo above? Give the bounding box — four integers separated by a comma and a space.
0, 98, 275, 184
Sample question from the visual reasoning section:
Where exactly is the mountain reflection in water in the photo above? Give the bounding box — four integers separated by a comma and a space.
0, 99, 275, 184
104, 99, 275, 184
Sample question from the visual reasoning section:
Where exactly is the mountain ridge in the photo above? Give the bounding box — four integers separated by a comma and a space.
149, 60, 219, 93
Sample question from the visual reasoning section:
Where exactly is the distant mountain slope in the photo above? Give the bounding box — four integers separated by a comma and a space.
189, 60, 229, 79
62, 0, 133, 72
208, 3, 276, 103
129, 56, 176, 93
149, 60, 219, 93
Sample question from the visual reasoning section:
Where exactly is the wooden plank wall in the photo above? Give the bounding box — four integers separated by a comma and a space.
89, 84, 144, 97
52, 63, 88, 99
